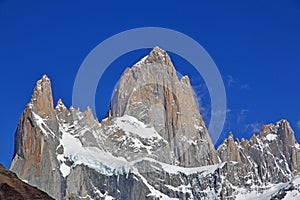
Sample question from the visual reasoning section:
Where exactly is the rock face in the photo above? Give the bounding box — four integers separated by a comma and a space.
217, 120, 300, 186
109, 47, 217, 167
9, 47, 300, 199
0, 163, 53, 200
10, 75, 64, 199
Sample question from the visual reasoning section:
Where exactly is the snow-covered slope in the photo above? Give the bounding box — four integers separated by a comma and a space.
16, 107, 300, 199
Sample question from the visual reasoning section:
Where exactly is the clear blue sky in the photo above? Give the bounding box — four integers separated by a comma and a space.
1, 0, 300, 168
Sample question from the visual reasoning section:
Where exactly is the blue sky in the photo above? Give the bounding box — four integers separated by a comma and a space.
1, 0, 300, 168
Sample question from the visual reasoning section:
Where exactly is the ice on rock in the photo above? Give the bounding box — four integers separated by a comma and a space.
32, 112, 56, 137
135, 55, 149, 66
265, 134, 277, 141
113, 115, 165, 140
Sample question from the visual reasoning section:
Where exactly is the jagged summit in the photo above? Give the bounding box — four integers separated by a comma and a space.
109, 47, 218, 167
151, 46, 165, 53
28, 74, 55, 118
135, 46, 173, 67
55, 98, 67, 112
258, 119, 296, 143
31, 74, 51, 99
146, 46, 172, 64
218, 118, 300, 186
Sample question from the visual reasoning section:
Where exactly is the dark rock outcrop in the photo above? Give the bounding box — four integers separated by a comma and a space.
0, 164, 53, 200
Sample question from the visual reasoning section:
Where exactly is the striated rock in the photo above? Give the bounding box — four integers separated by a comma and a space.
217, 132, 250, 164
10, 76, 63, 200
218, 119, 300, 187
64, 165, 150, 200
109, 47, 218, 167
275, 120, 300, 173
29, 75, 56, 119
257, 120, 300, 176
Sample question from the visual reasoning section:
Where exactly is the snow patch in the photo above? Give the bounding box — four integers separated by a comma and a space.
265, 134, 278, 141
57, 125, 129, 177
235, 182, 289, 200
282, 176, 300, 199
165, 184, 194, 199
59, 163, 71, 178
132, 168, 178, 200
32, 112, 56, 137
113, 115, 165, 140
194, 124, 204, 131
136, 157, 225, 176
135, 55, 148, 66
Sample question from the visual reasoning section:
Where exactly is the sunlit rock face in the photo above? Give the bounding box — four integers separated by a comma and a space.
109, 47, 218, 167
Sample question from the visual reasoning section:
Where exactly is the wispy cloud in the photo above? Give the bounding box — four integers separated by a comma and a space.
214, 108, 238, 146
237, 109, 249, 124
245, 122, 261, 134
241, 84, 250, 90
296, 120, 300, 130
225, 74, 250, 90
192, 82, 209, 121
226, 75, 235, 88
210, 108, 232, 144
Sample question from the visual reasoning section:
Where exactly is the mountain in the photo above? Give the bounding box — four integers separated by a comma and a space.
108, 47, 218, 167
0, 163, 53, 200
9, 47, 300, 199
10, 75, 64, 199
218, 120, 300, 183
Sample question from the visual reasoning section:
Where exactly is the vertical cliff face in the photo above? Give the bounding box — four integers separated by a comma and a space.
109, 47, 218, 167
217, 132, 245, 163
10, 75, 63, 200
275, 120, 300, 173
29, 75, 56, 119
258, 120, 300, 174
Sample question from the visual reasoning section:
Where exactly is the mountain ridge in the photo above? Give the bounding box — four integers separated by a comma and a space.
109, 46, 217, 167
9, 47, 300, 199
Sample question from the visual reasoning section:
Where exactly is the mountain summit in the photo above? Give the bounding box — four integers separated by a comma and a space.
135, 46, 173, 65
29, 74, 55, 118
9, 47, 300, 199
109, 46, 217, 167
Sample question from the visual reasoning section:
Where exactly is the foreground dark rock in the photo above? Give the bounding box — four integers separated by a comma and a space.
0, 164, 53, 200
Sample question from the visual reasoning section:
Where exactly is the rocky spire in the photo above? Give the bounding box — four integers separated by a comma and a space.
11, 75, 63, 199
55, 99, 67, 111
109, 47, 218, 167
218, 119, 300, 180
217, 132, 243, 162
136, 46, 174, 66
275, 120, 299, 172
276, 120, 296, 145
28, 75, 55, 119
